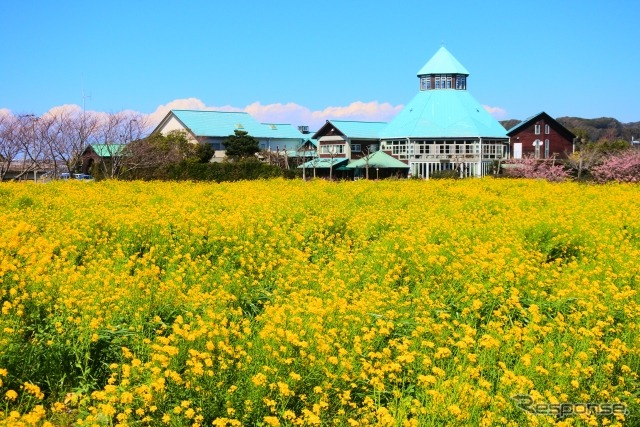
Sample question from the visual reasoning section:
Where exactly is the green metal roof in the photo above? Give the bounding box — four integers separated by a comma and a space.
345, 151, 409, 169
86, 144, 127, 157
261, 123, 307, 139
303, 136, 318, 148
326, 120, 388, 139
380, 90, 508, 139
298, 158, 348, 169
171, 110, 304, 140
417, 46, 470, 76
287, 149, 317, 158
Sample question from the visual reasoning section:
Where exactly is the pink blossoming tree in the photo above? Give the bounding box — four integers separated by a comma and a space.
591, 150, 640, 183
503, 156, 570, 182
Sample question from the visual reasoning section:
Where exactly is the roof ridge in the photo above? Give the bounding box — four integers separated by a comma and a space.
172, 109, 249, 114
329, 119, 388, 124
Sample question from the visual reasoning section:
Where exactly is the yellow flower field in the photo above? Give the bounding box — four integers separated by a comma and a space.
0, 179, 638, 426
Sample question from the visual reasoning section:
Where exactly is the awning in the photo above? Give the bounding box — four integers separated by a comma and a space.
298, 158, 348, 169
345, 151, 409, 169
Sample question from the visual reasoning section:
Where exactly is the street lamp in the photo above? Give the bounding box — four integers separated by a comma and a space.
376, 167, 379, 180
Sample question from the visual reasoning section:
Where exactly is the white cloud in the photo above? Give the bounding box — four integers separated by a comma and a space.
483, 105, 508, 120
44, 104, 83, 117
2, 98, 405, 131
146, 98, 208, 126
144, 98, 404, 131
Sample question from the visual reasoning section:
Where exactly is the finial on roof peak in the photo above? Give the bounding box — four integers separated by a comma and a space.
417, 46, 469, 76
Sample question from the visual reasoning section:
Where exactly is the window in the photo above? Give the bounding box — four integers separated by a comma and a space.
545, 139, 549, 158
351, 144, 361, 152
456, 76, 466, 90
435, 76, 440, 89
534, 140, 541, 158
438, 144, 450, 155
420, 77, 427, 91
455, 144, 463, 154
370, 144, 379, 152
320, 144, 345, 154
545, 124, 550, 134
534, 124, 541, 135
426, 79, 431, 90
446, 76, 452, 88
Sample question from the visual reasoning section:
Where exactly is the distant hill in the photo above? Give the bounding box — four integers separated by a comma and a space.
501, 117, 640, 142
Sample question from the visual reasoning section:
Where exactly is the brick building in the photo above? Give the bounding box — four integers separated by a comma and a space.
506, 112, 576, 159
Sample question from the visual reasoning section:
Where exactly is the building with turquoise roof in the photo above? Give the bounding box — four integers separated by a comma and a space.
299, 119, 390, 179
380, 46, 509, 178
153, 110, 311, 161
313, 119, 388, 159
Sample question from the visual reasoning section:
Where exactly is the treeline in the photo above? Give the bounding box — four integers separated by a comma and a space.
558, 117, 640, 143
0, 109, 147, 180
0, 110, 298, 182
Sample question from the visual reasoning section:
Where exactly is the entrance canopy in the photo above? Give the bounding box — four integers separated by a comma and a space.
345, 151, 409, 169
298, 158, 348, 169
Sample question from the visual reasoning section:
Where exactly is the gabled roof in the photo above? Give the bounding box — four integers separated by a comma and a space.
345, 151, 409, 169
84, 144, 127, 157
380, 90, 508, 139
261, 123, 307, 139
302, 135, 318, 148
417, 46, 469, 76
506, 112, 577, 141
159, 110, 304, 140
313, 120, 388, 140
171, 110, 265, 137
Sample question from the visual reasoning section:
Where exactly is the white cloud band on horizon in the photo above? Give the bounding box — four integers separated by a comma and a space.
3, 98, 509, 131
147, 99, 404, 130
146, 100, 509, 128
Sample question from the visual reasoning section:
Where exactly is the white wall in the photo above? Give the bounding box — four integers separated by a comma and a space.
158, 116, 197, 143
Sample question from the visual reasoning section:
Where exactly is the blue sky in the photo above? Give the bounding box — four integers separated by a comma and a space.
1, 0, 638, 130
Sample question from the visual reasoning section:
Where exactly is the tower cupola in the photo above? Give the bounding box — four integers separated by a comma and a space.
417, 46, 470, 91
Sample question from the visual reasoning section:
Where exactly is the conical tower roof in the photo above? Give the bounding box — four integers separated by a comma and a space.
380, 90, 507, 139
416, 46, 469, 76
